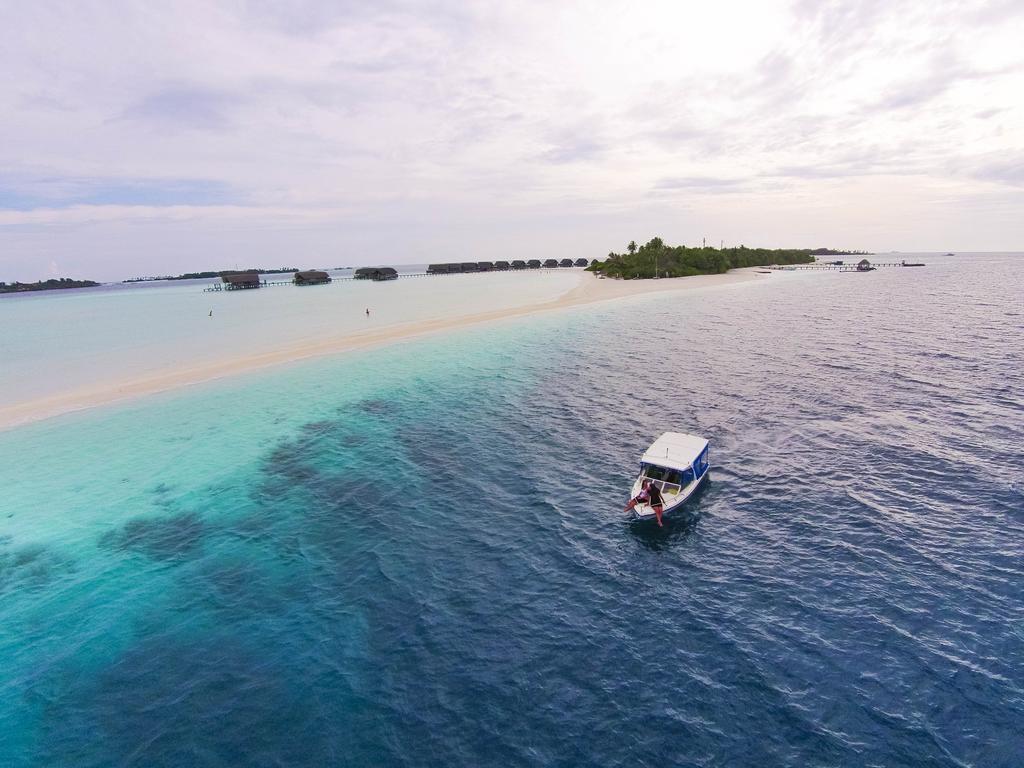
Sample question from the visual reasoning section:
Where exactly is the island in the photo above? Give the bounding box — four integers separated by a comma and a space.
124, 268, 299, 282
588, 238, 867, 279
0, 277, 101, 293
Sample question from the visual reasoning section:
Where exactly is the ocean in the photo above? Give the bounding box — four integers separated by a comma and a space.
1, 254, 1021, 767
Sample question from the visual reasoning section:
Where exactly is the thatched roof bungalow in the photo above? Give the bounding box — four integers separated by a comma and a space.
428, 263, 457, 274
559, 259, 573, 267
460, 262, 479, 272
543, 259, 559, 268
494, 260, 510, 271
527, 259, 541, 269
221, 272, 261, 290
574, 258, 589, 267
354, 267, 399, 281
293, 270, 331, 286
477, 261, 494, 271
511, 260, 527, 269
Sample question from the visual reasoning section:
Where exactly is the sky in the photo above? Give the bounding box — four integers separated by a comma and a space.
1, 0, 1023, 281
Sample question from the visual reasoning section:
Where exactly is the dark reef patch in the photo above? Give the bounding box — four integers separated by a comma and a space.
99, 511, 206, 561
356, 398, 400, 416
0, 540, 76, 595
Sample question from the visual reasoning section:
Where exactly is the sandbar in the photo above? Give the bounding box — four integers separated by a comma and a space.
0, 269, 765, 431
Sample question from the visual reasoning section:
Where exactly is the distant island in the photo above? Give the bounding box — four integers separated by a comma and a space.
124, 268, 299, 282
0, 277, 101, 293
589, 239, 870, 279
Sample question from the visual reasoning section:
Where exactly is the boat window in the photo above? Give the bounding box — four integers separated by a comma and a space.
644, 465, 668, 481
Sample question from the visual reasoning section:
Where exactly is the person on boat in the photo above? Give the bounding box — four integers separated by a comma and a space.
625, 480, 665, 527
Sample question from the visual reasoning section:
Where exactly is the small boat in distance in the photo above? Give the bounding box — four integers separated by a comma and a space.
627, 432, 710, 522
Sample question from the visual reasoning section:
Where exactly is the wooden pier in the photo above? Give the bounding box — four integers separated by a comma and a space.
201, 269, 570, 291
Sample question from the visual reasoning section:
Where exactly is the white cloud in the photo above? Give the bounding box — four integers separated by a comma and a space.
1, 0, 1022, 279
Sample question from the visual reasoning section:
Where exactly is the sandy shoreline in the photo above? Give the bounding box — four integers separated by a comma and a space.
0, 270, 764, 431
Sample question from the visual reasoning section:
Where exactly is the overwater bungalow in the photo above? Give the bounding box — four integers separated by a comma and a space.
460, 262, 479, 272
511, 260, 527, 270
494, 260, 510, 271
559, 258, 574, 267
293, 270, 331, 286
527, 260, 541, 269
354, 267, 399, 281
427, 263, 455, 274
856, 259, 875, 272
574, 258, 589, 267
221, 273, 261, 290
477, 261, 494, 271
543, 259, 559, 268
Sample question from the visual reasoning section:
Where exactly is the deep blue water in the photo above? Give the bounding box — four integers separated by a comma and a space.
1, 254, 1022, 767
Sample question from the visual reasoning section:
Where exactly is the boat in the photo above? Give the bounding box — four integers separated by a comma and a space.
627, 432, 710, 522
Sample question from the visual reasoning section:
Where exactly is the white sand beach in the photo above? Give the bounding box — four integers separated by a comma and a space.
0, 270, 764, 431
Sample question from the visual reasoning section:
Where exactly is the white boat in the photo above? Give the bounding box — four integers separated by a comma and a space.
627, 432, 710, 522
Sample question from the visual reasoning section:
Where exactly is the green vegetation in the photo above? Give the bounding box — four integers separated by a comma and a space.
0, 277, 100, 293
588, 238, 839, 279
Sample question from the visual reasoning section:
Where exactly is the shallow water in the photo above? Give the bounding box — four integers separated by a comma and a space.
1, 254, 1021, 767
0, 268, 580, 404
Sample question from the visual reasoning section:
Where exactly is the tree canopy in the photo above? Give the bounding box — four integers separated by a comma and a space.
588, 238, 837, 279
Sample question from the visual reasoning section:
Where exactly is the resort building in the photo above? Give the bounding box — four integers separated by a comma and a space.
354, 267, 399, 281
221, 273, 261, 290
293, 270, 331, 286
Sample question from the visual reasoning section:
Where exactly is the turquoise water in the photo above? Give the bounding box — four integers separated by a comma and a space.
1, 255, 1022, 766
0, 269, 581, 404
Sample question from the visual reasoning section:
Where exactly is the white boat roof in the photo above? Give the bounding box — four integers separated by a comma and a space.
640, 432, 708, 471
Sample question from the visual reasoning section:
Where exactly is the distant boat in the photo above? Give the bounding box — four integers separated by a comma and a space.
626, 432, 710, 523
945, 252, 955, 256
756, 270, 772, 274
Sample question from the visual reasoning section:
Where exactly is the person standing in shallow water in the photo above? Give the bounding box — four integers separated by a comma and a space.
365, 308, 370, 317
625, 479, 666, 527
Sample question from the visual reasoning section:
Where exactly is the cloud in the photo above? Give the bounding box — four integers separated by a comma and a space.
1, 0, 1023, 280
118, 84, 241, 131
652, 176, 748, 194
540, 138, 605, 165
957, 153, 1024, 186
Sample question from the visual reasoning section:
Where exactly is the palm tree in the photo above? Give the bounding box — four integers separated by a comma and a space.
627, 240, 637, 255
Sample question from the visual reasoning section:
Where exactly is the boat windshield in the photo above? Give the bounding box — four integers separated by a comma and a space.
642, 464, 694, 496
